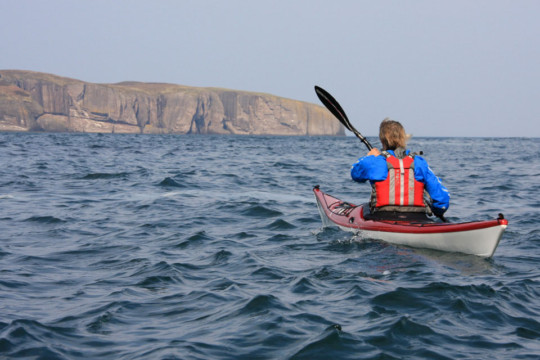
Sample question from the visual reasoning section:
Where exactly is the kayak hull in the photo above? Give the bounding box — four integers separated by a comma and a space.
314, 187, 508, 258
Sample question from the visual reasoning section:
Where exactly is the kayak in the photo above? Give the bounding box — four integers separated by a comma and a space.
313, 186, 508, 258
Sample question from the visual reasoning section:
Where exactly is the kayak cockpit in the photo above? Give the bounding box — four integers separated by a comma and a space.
361, 204, 437, 223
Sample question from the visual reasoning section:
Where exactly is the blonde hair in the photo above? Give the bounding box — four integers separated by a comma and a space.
379, 118, 408, 150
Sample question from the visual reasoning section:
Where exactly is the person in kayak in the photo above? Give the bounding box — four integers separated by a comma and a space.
350, 118, 450, 220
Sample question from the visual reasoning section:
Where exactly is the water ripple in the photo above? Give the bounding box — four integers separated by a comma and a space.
0, 134, 538, 359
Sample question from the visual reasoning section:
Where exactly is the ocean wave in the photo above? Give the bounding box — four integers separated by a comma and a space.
1, 134, 539, 359
265, 219, 296, 230
23, 215, 66, 224
158, 176, 185, 188
80, 172, 130, 180
240, 204, 283, 218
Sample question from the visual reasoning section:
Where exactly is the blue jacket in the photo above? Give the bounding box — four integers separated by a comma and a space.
351, 149, 450, 214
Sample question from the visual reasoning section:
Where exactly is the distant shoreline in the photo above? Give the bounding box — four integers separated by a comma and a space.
0, 70, 345, 136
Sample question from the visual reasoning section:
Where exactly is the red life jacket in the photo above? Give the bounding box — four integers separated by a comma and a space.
371, 152, 427, 212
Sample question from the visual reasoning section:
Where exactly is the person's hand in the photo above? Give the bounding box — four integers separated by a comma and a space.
367, 148, 381, 156
432, 207, 446, 217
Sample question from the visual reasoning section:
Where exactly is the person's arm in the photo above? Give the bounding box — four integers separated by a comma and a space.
414, 157, 450, 215
351, 148, 387, 183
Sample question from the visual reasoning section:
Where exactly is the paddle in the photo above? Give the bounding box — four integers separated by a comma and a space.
314, 85, 448, 223
314, 85, 373, 151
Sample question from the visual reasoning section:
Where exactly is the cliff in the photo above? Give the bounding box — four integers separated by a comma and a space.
0, 70, 344, 136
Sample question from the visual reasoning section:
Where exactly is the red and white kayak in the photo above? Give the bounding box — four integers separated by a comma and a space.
314, 186, 508, 258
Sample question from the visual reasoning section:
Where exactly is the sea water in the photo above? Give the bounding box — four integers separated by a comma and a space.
0, 133, 539, 359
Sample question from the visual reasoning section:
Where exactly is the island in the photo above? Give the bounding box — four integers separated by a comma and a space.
0, 70, 344, 136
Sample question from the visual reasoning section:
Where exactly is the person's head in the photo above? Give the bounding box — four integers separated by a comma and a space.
379, 118, 408, 150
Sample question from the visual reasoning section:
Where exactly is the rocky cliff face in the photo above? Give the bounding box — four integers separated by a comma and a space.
0, 70, 344, 136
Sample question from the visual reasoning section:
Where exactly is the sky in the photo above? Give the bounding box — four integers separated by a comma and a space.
1, 0, 539, 137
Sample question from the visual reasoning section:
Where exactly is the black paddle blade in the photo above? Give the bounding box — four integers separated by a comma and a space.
314, 86, 353, 132
314, 85, 373, 151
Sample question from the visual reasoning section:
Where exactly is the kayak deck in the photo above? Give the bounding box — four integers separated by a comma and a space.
313, 186, 508, 258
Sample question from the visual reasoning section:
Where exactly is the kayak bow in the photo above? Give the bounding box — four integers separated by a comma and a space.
314, 186, 508, 258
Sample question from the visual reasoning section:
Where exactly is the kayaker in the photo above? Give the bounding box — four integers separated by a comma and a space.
350, 118, 450, 220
